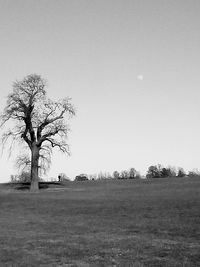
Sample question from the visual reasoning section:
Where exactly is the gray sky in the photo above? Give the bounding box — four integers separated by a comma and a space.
0, 0, 200, 181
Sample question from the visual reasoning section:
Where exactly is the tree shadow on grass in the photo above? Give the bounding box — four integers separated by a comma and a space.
11, 182, 62, 191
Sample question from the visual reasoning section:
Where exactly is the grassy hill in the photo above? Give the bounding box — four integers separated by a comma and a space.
0, 177, 199, 266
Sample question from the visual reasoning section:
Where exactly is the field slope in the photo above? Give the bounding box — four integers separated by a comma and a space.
0, 177, 200, 266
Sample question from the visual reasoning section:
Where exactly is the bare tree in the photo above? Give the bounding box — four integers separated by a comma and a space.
128, 168, 137, 179
113, 170, 120, 179
0, 74, 75, 191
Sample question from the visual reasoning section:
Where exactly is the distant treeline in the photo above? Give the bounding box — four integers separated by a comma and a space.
10, 164, 200, 183
77, 165, 200, 181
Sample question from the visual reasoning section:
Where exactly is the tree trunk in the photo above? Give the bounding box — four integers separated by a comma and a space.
30, 145, 40, 192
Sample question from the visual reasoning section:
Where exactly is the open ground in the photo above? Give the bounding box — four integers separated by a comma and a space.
0, 177, 200, 266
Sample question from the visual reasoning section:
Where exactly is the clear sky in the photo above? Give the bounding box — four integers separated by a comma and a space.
0, 0, 200, 182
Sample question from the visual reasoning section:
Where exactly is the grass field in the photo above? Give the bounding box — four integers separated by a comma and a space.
0, 177, 200, 266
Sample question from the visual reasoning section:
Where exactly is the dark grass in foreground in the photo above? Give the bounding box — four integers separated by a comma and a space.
0, 178, 200, 266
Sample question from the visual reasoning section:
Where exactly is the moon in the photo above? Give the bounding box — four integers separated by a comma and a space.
137, 75, 144, 81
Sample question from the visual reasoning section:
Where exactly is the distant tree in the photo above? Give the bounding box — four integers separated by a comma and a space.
147, 165, 177, 178
167, 166, 177, 177
128, 168, 137, 179
188, 171, 196, 178
146, 165, 161, 178
120, 170, 129, 179
135, 171, 142, 179
88, 174, 97, 180
17, 171, 31, 182
10, 174, 18, 183
97, 171, 111, 180
16, 170, 45, 183
0, 74, 75, 191
157, 164, 163, 175
105, 172, 112, 179
97, 171, 104, 180
188, 169, 200, 178
177, 168, 186, 177
160, 167, 170, 178
113, 170, 120, 179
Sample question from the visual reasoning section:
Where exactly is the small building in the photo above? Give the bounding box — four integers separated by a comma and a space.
74, 174, 88, 181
